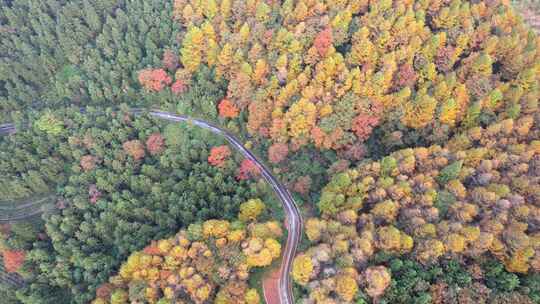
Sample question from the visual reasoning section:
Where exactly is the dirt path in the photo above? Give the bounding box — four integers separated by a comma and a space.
263, 268, 281, 304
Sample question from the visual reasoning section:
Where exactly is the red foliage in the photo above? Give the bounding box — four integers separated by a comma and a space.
80, 155, 96, 171
351, 114, 379, 141
138, 68, 172, 92
160, 270, 173, 280
313, 28, 333, 57
2, 250, 26, 273
218, 98, 240, 118
268, 143, 289, 164
208, 145, 232, 168
143, 241, 161, 255
293, 176, 312, 195
236, 159, 261, 180
123, 140, 146, 161
435, 46, 455, 72
96, 283, 114, 299
89, 184, 101, 204
328, 159, 351, 175
146, 133, 166, 155
395, 63, 418, 88
263, 29, 274, 46
56, 199, 68, 210
171, 80, 187, 94
162, 49, 179, 71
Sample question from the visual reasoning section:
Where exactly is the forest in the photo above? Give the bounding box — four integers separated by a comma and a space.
1, 0, 540, 303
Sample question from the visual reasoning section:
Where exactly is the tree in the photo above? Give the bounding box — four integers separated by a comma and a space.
123, 140, 146, 161
2, 250, 26, 273
336, 274, 358, 301
180, 26, 204, 73
236, 159, 260, 180
268, 143, 289, 164
162, 49, 179, 71
313, 28, 333, 57
364, 266, 391, 298
352, 114, 379, 141
34, 113, 64, 136
208, 145, 231, 167
218, 98, 239, 118
238, 199, 266, 222
145, 133, 165, 155
138, 68, 172, 92
171, 80, 187, 94
291, 254, 313, 285
80, 155, 97, 171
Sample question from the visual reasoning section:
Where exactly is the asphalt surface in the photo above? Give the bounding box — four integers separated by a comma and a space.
0, 195, 56, 223
0, 109, 303, 304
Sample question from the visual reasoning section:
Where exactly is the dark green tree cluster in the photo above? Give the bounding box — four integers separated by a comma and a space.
0, 0, 119, 119
0, 0, 182, 122
374, 256, 540, 304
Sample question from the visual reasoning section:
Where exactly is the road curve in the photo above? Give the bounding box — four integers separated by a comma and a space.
0, 109, 303, 304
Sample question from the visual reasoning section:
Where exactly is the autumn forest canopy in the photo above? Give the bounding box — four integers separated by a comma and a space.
1, 0, 540, 303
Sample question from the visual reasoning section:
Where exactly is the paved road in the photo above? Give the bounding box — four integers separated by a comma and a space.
0, 264, 25, 288
0, 195, 56, 223
0, 109, 303, 304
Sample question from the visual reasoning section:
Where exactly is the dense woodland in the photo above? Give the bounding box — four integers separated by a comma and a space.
0, 107, 280, 303
1, 0, 540, 303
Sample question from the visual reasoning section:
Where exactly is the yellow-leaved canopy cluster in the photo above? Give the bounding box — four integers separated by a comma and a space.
292, 112, 540, 302
91, 199, 281, 304
171, 0, 538, 153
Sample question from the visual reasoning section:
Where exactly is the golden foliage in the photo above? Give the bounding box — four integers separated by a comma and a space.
166, 0, 539, 152
291, 254, 314, 286
238, 199, 266, 222
93, 209, 281, 303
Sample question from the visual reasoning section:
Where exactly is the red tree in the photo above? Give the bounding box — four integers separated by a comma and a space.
435, 46, 455, 72
208, 145, 232, 167
2, 250, 26, 273
89, 184, 101, 204
143, 241, 161, 255
96, 283, 114, 299
146, 133, 165, 155
162, 49, 179, 71
123, 140, 146, 161
138, 68, 172, 92
314, 28, 333, 57
236, 159, 261, 180
395, 64, 417, 88
341, 143, 366, 161
268, 143, 289, 164
351, 114, 379, 141
218, 98, 240, 118
80, 155, 96, 171
171, 80, 186, 94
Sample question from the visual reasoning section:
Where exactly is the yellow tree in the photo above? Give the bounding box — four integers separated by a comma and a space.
239, 199, 266, 222
181, 26, 205, 73
292, 254, 314, 285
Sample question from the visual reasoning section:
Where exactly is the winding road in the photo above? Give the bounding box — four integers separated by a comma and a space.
0, 109, 303, 304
